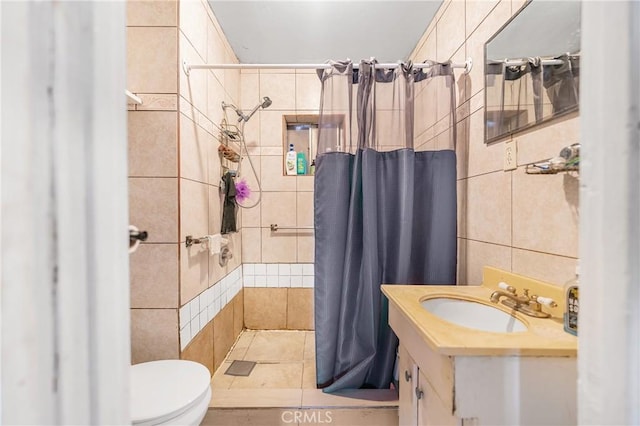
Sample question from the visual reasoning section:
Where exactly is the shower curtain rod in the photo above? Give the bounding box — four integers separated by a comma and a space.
182, 58, 473, 76
488, 58, 566, 67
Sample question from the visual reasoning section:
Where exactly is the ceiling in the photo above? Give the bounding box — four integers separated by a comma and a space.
207, 1, 443, 64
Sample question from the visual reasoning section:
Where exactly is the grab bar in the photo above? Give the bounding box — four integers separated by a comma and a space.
270, 224, 314, 232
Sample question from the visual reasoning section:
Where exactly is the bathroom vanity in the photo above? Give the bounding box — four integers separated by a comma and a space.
383, 267, 577, 426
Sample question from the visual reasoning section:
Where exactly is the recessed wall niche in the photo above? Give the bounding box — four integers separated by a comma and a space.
282, 114, 318, 176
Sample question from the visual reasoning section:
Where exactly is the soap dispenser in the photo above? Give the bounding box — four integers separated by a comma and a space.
563, 264, 579, 336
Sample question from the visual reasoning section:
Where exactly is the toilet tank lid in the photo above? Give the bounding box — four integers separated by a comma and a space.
131, 360, 211, 423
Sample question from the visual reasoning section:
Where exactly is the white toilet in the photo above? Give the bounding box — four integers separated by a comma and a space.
131, 360, 212, 426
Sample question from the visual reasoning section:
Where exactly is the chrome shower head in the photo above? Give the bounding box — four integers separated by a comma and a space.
241, 96, 273, 123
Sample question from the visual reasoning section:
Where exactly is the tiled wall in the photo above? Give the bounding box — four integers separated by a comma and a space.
237, 69, 320, 329
127, 0, 245, 366
409, 0, 579, 287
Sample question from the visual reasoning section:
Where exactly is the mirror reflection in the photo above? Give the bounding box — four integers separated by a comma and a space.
484, 0, 581, 143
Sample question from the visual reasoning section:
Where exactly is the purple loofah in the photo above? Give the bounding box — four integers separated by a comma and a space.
235, 178, 251, 203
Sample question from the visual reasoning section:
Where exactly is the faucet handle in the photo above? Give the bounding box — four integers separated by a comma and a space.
498, 282, 516, 293
535, 296, 558, 308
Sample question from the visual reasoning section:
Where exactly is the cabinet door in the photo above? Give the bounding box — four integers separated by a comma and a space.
417, 369, 458, 426
398, 344, 418, 426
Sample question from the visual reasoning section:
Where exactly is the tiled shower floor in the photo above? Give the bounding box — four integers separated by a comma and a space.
203, 330, 399, 426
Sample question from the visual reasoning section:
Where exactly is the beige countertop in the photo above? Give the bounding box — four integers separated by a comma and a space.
382, 269, 578, 357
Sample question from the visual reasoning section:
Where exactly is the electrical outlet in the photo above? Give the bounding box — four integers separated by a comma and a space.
504, 140, 517, 171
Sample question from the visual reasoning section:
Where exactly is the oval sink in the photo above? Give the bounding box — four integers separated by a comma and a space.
420, 297, 527, 333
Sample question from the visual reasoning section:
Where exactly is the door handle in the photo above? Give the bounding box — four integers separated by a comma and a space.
404, 370, 412, 382
415, 387, 424, 400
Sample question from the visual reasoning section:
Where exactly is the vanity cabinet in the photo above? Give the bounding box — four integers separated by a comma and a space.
398, 344, 457, 426
390, 300, 577, 426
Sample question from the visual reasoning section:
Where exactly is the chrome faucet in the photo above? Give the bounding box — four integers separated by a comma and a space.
490, 283, 557, 318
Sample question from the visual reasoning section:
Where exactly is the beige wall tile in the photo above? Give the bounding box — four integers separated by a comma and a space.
240, 200, 261, 228
213, 303, 236, 371
512, 167, 579, 257
179, 114, 210, 184
244, 288, 287, 329
179, 0, 207, 59
207, 73, 226, 133
465, 0, 500, 36
181, 321, 214, 376
296, 192, 314, 227
436, 0, 465, 61
296, 74, 322, 111
464, 171, 512, 246
297, 175, 314, 192
206, 18, 225, 84
180, 243, 209, 304
241, 228, 262, 262
287, 288, 314, 330
456, 115, 470, 180
466, 108, 504, 177
209, 255, 226, 287
261, 156, 297, 192
224, 60, 241, 105
226, 231, 243, 271
412, 28, 436, 62
180, 178, 209, 242
515, 113, 579, 166
179, 32, 208, 115
240, 73, 259, 110
208, 185, 223, 237
130, 243, 179, 308
131, 308, 179, 364
512, 249, 577, 288
261, 192, 296, 228
260, 73, 295, 110
297, 235, 315, 263
464, 0, 511, 100
512, 0, 528, 15
233, 290, 244, 338
259, 110, 288, 147
261, 228, 297, 263
127, 27, 177, 94
135, 94, 178, 111
457, 238, 511, 285
127, 0, 177, 26
129, 177, 178, 243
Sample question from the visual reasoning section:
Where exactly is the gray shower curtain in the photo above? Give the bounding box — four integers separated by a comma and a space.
314, 60, 457, 392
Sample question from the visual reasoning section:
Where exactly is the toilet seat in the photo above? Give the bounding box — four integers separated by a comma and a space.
131, 360, 211, 425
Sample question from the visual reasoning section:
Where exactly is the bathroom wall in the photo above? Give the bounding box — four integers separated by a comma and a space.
409, 0, 579, 287
127, 0, 245, 373
237, 69, 320, 330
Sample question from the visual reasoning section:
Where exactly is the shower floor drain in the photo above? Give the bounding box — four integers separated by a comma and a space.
224, 360, 256, 377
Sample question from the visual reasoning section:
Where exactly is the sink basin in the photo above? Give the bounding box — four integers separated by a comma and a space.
420, 297, 527, 333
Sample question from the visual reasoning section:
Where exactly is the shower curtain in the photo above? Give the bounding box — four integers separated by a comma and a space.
314, 60, 457, 392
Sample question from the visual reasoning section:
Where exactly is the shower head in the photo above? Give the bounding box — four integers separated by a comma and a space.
261, 97, 272, 109
222, 97, 272, 123
241, 96, 273, 123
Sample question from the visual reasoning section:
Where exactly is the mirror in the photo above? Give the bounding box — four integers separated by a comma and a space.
484, 0, 581, 143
